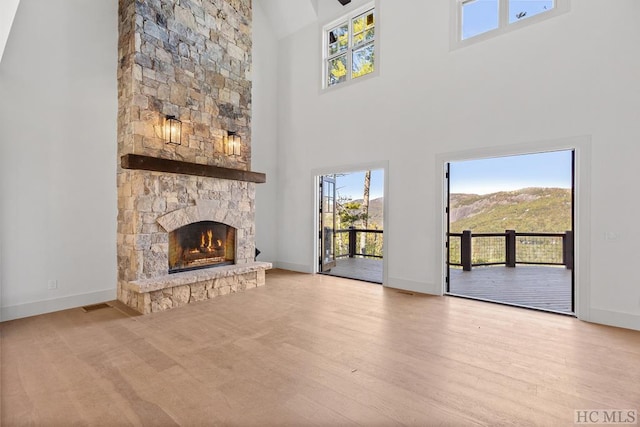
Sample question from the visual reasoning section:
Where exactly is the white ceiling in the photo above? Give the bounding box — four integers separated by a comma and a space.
0, 0, 20, 64
1, 0, 344, 62
257, 0, 370, 40
256, 0, 319, 40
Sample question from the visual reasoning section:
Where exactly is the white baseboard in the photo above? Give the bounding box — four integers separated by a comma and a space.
588, 308, 640, 332
273, 262, 313, 274
386, 277, 442, 296
1, 289, 117, 322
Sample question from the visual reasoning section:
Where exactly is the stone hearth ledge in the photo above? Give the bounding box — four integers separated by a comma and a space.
124, 262, 272, 294
120, 262, 272, 314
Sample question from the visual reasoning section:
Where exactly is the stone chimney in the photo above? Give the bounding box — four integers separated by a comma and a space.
116, 0, 269, 314
117, 0, 252, 167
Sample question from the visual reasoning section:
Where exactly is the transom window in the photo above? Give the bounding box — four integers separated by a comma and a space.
323, 5, 376, 89
453, 0, 569, 47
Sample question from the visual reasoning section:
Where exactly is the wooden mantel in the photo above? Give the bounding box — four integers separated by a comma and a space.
121, 154, 266, 183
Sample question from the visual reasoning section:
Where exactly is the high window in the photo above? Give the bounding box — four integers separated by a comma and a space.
323, 5, 376, 89
453, 0, 569, 47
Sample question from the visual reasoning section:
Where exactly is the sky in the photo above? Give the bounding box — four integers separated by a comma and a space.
462, 0, 554, 39
335, 169, 384, 201
449, 150, 572, 195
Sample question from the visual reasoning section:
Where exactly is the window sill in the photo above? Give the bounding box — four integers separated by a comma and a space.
320, 69, 380, 95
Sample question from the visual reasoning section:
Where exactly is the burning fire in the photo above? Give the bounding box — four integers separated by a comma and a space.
206, 230, 213, 249
193, 229, 221, 253
189, 230, 219, 254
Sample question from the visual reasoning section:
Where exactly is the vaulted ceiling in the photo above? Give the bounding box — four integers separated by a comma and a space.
0, 0, 20, 64
0, 0, 334, 63
256, 0, 361, 40
256, 0, 318, 40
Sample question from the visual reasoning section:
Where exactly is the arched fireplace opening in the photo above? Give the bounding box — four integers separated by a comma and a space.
168, 221, 236, 273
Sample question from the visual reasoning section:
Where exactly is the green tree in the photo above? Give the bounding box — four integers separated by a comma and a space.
360, 170, 371, 254
338, 199, 366, 228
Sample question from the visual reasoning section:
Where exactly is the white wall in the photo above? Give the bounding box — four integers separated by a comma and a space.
1, 0, 638, 331
0, 0, 118, 320
252, 1, 280, 264
273, 0, 640, 330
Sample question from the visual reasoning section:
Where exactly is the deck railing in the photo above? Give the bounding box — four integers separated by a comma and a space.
448, 230, 573, 271
336, 227, 383, 259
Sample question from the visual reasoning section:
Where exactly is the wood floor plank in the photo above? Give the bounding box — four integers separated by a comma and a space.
2, 269, 639, 425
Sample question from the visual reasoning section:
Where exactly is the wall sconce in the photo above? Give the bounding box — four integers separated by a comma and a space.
224, 131, 241, 156
164, 115, 182, 145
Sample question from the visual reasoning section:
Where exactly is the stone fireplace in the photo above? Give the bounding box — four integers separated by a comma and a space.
116, 0, 270, 314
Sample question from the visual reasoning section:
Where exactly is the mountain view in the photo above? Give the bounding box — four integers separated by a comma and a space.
341, 188, 570, 233
450, 187, 571, 233
334, 188, 570, 262
347, 197, 383, 228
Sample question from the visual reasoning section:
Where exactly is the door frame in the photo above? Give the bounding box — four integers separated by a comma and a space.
319, 174, 337, 272
434, 136, 592, 322
312, 160, 389, 286
445, 150, 575, 314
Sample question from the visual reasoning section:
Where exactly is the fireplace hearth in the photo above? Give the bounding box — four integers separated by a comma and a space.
169, 221, 235, 273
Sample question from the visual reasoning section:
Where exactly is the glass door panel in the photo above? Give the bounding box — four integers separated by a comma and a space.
320, 175, 337, 272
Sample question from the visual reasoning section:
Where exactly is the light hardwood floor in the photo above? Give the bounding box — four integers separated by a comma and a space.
2, 269, 639, 426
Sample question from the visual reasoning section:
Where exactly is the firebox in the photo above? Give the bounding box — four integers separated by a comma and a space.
168, 221, 236, 273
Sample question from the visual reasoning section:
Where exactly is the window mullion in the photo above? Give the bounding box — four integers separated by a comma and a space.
347, 18, 353, 81
327, 52, 341, 61
499, 0, 509, 29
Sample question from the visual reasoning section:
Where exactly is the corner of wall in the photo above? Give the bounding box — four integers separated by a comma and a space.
588, 309, 640, 332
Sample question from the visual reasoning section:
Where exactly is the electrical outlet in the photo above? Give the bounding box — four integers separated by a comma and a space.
47, 279, 58, 290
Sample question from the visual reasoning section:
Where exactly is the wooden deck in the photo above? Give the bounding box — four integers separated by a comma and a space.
448, 265, 573, 314
322, 257, 383, 284
324, 261, 570, 313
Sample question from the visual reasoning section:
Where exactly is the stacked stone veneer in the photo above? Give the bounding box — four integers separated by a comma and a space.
116, 173, 265, 313
118, 0, 252, 167
123, 263, 268, 314
117, 0, 269, 314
